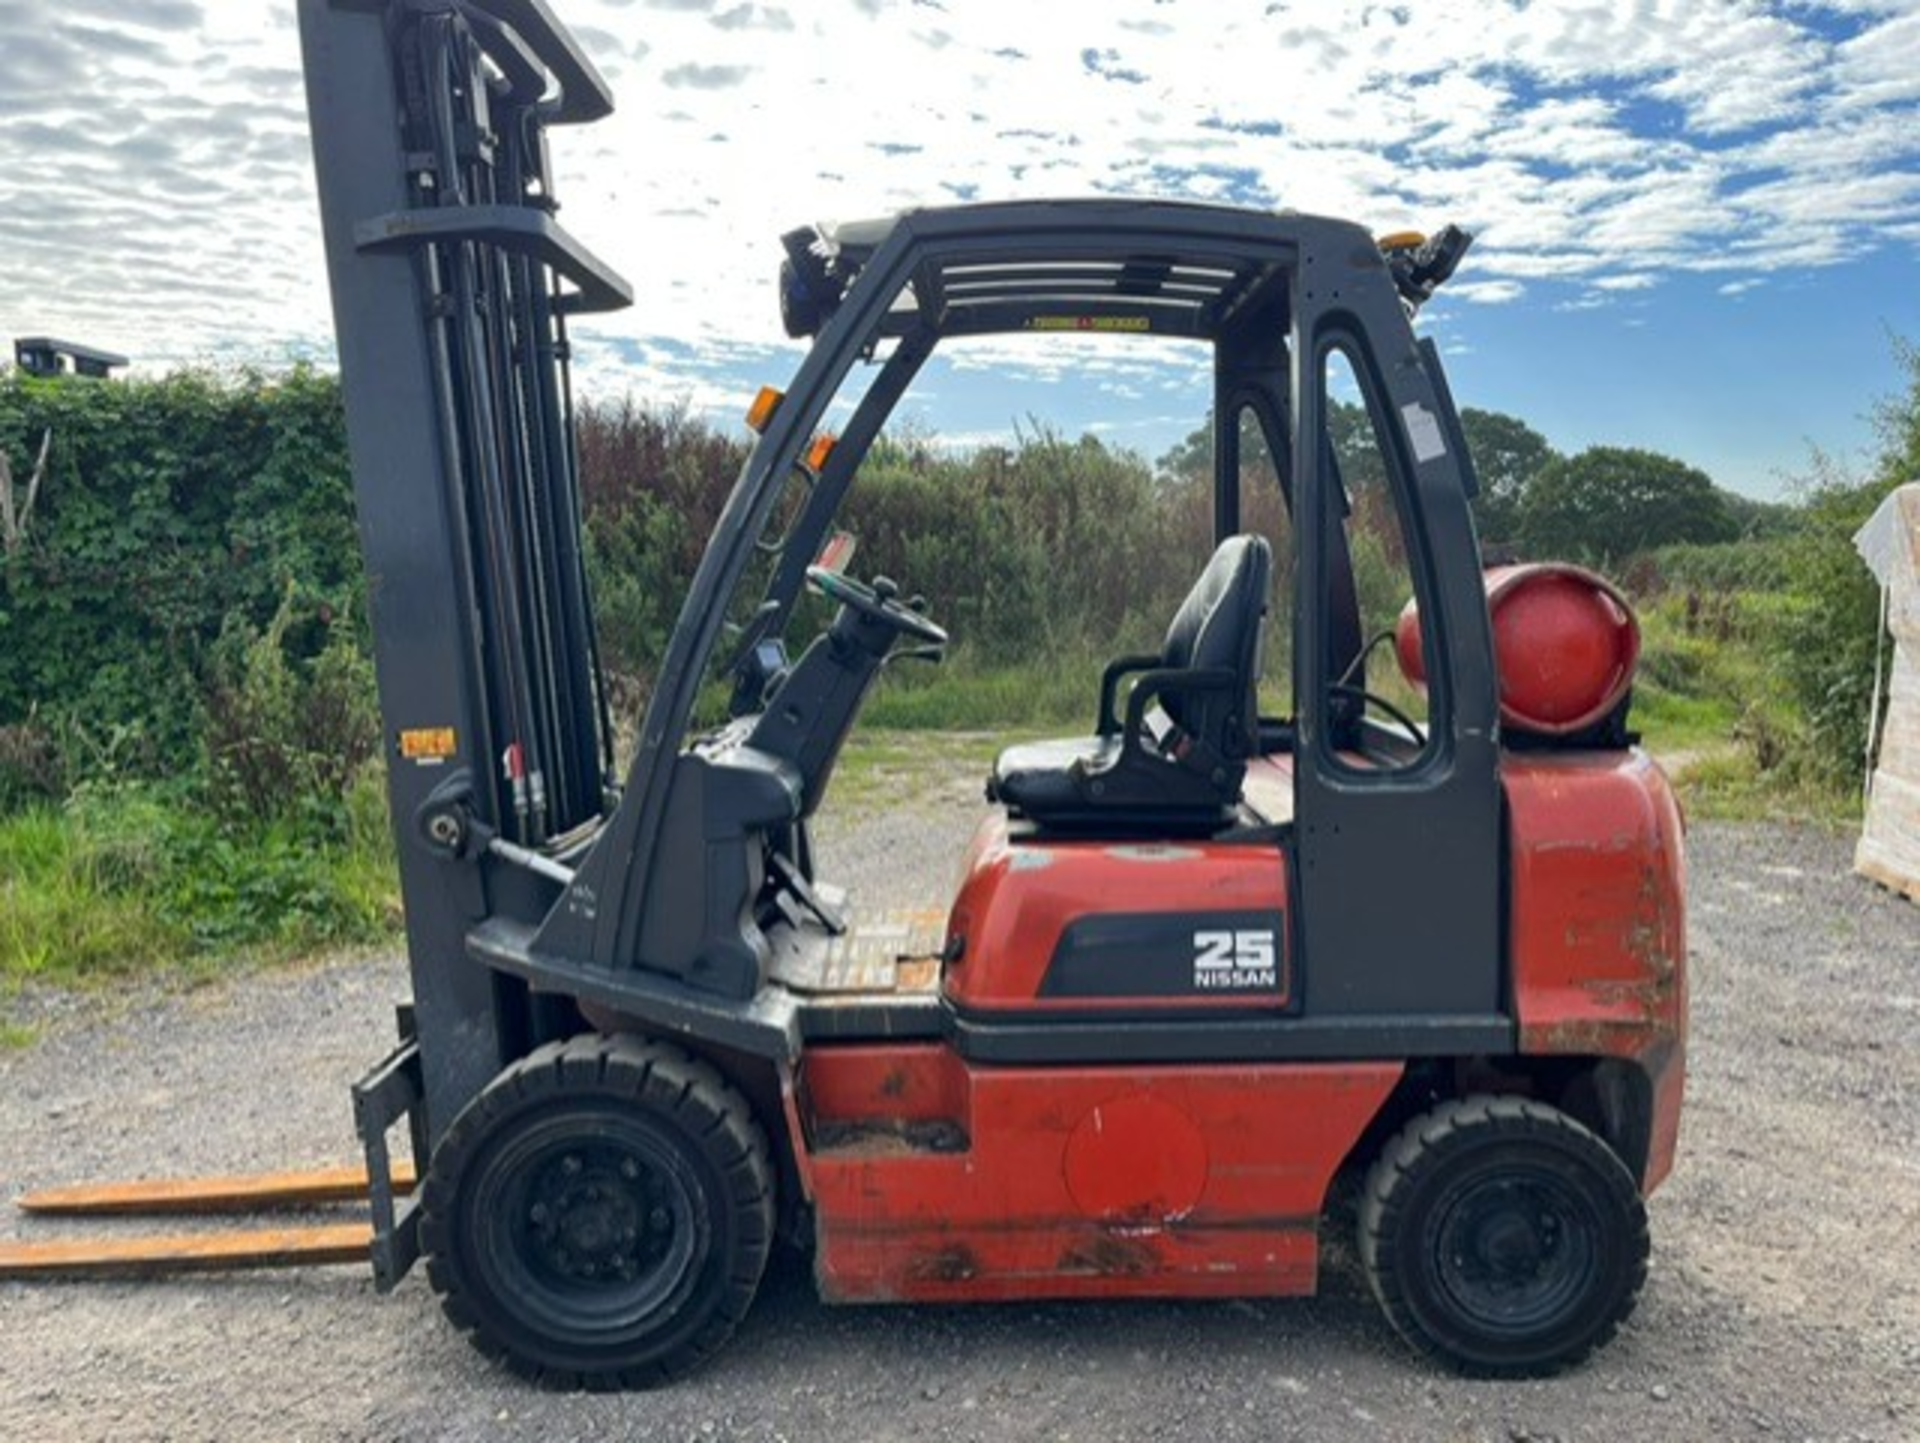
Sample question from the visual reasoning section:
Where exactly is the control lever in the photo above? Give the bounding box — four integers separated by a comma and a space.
767, 849, 848, 936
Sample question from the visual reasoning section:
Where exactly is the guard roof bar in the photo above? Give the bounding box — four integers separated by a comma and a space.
453, 0, 615, 123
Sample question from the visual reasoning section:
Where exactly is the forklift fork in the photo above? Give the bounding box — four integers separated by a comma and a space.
1, 1009, 427, 1286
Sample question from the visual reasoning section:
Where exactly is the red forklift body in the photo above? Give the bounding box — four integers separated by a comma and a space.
780, 744, 1685, 1310
943, 815, 1293, 1015
1506, 748, 1688, 1190
795, 1046, 1401, 1303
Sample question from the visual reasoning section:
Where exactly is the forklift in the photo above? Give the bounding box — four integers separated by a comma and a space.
4, 0, 1685, 1386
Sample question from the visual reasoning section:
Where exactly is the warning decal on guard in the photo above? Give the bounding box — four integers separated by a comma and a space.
1038, 909, 1291, 1007
398, 727, 457, 764
1024, 315, 1152, 333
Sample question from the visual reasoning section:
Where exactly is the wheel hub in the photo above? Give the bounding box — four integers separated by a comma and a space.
1435, 1173, 1596, 1329
523, 1147, 681, 1288
1461, 1204, 1555, 1282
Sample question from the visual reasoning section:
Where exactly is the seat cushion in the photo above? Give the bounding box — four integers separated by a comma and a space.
987, 735, 1121, 814
989, 733, 1232, 835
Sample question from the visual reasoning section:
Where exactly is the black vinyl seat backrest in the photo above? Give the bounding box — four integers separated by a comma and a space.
1157, 534, 1269, 759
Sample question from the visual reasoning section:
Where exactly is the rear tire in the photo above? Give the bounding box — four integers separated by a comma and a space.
421, 1034, 774, 1389
1359, 1095, 1647, 1378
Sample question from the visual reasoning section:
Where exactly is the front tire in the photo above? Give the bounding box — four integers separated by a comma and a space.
421, 1034, 774, 1389
1359, 1095, 1648, 1378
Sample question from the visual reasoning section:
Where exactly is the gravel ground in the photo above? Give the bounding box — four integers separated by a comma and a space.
3, 792, 1918, 1441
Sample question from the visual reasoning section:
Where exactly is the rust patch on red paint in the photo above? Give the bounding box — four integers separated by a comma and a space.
907, 1243, 980, 1284
1058, 1233, 1157, 1277
812, 1119, 968, 1156
1528, 1015, 1641, 1055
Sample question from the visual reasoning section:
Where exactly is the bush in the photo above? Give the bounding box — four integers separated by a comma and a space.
1769, 345, 1920, 786
157, 799, 393, 952
0, 367, 360, 780
200, 588, 380, 825
0, 716, 64, 811
16, 351, 1917, 978
1774, 472, 1898, 785
576, 398, 747, 684
840, 429, 1177, 661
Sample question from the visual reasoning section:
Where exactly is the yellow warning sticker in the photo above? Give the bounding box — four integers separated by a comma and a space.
398, 727, 457, 762
1024, 315, 1152, 333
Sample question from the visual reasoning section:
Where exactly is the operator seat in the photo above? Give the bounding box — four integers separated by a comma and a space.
988, 534, 1271, 834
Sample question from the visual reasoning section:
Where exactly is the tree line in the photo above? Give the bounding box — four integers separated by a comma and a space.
1154, 403, 1791, 563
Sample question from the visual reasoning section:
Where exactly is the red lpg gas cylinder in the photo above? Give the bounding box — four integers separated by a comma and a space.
1395, 563, 1640, 736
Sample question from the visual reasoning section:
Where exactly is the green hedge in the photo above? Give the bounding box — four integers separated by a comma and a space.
10, 358, 1913, 814
0, 367, 360, 788
3, 377, 1247, 799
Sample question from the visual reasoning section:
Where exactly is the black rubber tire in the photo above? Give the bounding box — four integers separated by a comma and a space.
1358, 1094, 1648, 1378
421, 1033, 774, 1389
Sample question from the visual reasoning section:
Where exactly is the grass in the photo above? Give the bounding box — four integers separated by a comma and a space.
828, 727, 1039, 817
1633, 687, 1741, 754
862, 648, 1093, 731
0, 772, 400, 989
1628, 591, 1863, 824
0, 1019, 39, 1050
1666, 743, 1862, 825
835, 604, 1858, 827
1632, 595, 1762, 750
0, 801, 187, 983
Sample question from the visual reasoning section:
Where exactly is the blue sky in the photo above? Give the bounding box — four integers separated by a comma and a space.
1, 1, 1918, 498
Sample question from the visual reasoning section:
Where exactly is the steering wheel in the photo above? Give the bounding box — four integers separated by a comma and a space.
806, 566, 948, 647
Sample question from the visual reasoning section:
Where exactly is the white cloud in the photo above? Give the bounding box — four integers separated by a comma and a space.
1450, 280, 1528, 305
1829, 7, 1920, 108
0, 0, 1914, 398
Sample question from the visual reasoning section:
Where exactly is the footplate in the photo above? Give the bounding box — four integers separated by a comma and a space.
768, 904, 949, 993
